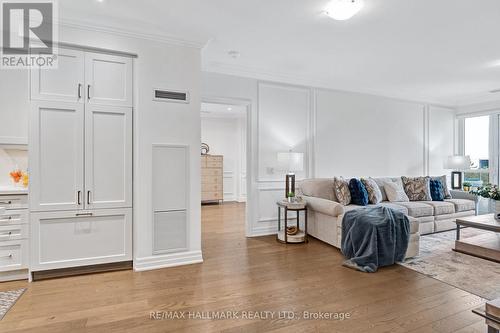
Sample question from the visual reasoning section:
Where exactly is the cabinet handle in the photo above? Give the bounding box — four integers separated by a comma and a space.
78, 83, 82, 99
0, 201, 12, 205
77, 191, 81, 205
75, 212, 93, 217
87, 191, 91, 205
87, 84, 91, 100
0, 232, 12, 237
0, 254, 12, 259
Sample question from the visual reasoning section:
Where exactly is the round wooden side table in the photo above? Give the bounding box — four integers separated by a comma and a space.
276, 200, 308, 244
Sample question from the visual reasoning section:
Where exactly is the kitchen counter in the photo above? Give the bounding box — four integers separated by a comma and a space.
0, 185, 28, 195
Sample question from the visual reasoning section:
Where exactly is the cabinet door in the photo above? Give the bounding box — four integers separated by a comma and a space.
31, 48, 85, 103
30, 209, 132, 271
85, 105, 132, 209
85, 52, 133, 107
30, 101, 84, 211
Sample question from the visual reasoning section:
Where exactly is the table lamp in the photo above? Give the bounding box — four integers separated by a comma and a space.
277, 151, 304, 199
445, 155, 471, 190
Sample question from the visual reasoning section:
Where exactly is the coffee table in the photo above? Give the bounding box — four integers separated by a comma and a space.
455, 214, 500, 263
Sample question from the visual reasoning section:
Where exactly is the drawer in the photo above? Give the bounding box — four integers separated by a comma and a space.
202, 176, 222, 184
202, 168, 222, 177
202, 183, 222, 192
202, 191, 222, 201
0, 210, 28, 226
0, 240, 27, 272
0, 224, 28, 242
206, 161, 223, 168
0, 195, 28, 210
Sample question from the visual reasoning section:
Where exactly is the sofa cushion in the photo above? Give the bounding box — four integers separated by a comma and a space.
377, 202, 409, 215
401, 176, 432, 201
420, 201, 455, 215
303, 196, 344, 217
348, 178, 369, 206
390, 202, 433, 218
333, 177, 351, 206
361, 178, 383, 204
372, 177, 403, 201
429, 179, 445, 201
384, 181, 410, 202
432, 175, 452, 199
300, 178, 336, 202
445, 198, 475, 212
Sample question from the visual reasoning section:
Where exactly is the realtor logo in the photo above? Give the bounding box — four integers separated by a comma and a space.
1, 0, 58, 68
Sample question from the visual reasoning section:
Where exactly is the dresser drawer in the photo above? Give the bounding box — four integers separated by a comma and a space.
202, 183, 222, 192
0, 195, 28, 210
0, 225, 28, 242
0, 210, 28, 226
0, 240, 27, 272
202, 191, 222, 201
202, 175, 222, 184
202, 168, 222, 177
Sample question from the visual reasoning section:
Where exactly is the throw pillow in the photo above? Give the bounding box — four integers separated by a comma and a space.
432, 175, 452, 199
348, 178, 369, 206
401, 176, 432, 201
429, 179, 445, 201
361, 177, 383, 204
384, 181, 410, 202
333, 177, 351, 206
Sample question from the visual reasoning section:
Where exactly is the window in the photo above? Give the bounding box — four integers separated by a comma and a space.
464, 116, 489, 186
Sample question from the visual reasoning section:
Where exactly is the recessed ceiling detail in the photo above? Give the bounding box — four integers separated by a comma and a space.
324, 0, 364, 21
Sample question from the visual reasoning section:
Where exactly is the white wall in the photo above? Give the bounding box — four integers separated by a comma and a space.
202, 72, 456, 237
0, 25, 203, 270
201, 116, 246, 202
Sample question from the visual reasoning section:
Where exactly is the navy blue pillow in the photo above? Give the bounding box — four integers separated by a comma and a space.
429, 179, 445, 201
348, 178, 369, 206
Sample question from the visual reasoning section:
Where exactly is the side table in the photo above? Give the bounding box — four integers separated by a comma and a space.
276, 200, 308, 244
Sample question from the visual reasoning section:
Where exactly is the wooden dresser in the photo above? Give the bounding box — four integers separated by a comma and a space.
201, 155, 223, 203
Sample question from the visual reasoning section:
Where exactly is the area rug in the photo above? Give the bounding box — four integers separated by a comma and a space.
400, 228, 500, 300
0, 288, 26, 320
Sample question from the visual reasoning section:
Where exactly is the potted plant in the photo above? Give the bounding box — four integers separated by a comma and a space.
463, 182, 472, 192
470, 184, 500, 221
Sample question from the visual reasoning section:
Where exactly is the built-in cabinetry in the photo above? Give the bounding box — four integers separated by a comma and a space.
0, 192, 29, 282
201, 155, 223, 203
29, 47, 133, 275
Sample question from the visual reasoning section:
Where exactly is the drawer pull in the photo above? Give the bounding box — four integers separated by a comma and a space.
0, 232, 12, 236
0, 254, 12, 259
76, 213, 93, 217
0, 201, 12, 205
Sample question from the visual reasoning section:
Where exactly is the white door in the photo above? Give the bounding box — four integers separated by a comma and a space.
29, 101, 84, 212
30, 208, 132, 271
31, 48, 85, 103
85, 105, 132, 209
85, 52, 133, 107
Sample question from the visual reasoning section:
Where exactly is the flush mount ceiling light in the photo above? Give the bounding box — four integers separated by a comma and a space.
325, 0, 364, 21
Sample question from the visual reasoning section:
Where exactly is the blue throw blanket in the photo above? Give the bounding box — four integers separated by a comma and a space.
341, 206, 410, 273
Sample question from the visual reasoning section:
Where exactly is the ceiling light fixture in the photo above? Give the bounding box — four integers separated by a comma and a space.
324, 0, 364, 21
227, 107, 233, 111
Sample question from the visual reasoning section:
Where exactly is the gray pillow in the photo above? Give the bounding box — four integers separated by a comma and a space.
333, 177, 351, 206
361, 178, 382, 204
401, 176, 432, 201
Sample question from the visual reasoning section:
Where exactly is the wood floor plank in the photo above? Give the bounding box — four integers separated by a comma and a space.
0, 202, 490, 332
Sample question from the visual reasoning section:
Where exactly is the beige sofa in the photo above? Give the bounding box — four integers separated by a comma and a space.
299, 177, 478, 259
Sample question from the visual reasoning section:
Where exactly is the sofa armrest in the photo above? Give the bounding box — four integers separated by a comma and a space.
302, 195, 344, 217
450, 190, 479, 202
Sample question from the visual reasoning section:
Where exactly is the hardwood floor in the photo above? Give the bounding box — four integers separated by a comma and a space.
0, 202, 488, 332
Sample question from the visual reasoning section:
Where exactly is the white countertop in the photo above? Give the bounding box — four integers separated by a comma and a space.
0, 185, 28, 195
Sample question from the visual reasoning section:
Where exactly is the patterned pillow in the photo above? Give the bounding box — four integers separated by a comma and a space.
384, 181, 410, 202
429, 179, 445, 201
401, 176, 432, 201
348, 178, 369, 206
333, 177, 351, 206
432, 175, 452, 199
361, 178, 383, 204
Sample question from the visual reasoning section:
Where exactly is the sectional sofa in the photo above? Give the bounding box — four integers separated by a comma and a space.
298, 177, 478, 258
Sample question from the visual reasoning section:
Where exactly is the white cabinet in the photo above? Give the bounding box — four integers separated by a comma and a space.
30, 101, 84, 212
85, 105, 132, 209
85, 52, 133, 107
31, 48, 85, 103
30, 208, 132, 271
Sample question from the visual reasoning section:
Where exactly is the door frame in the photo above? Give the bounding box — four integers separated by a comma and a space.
201, 96, 253, 237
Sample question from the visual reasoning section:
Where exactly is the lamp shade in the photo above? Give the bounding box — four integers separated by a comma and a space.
445, 155, 471, 170
277, 152, 304, 173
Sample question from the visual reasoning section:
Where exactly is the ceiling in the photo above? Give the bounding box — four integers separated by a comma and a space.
201, 103, 246, 118
60, 0, 500, 107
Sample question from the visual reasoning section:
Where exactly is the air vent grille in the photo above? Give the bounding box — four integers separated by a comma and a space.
153, 88, 189, 103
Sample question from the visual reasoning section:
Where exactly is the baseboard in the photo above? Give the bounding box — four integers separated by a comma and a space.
248, 224, 277, 237
0, 269, 29, 282
32, 261, 133, 281
133, 250, 203, 272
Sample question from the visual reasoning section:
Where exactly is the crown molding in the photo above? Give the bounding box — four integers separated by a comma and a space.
456, 99, 500, 116
203, 61, 454, 109
59, 19, 207, 49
